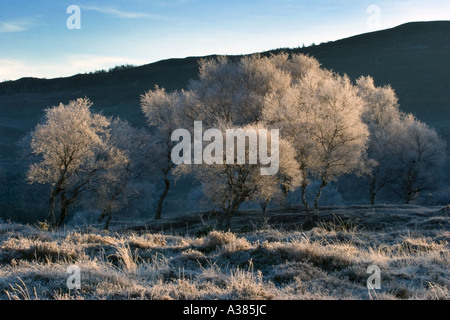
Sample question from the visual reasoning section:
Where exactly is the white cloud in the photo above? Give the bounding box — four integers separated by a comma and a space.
0, 19, 33, 33
81, 6, 165, 19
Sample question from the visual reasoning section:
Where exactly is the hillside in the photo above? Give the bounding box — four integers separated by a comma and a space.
1, 21, 449, 173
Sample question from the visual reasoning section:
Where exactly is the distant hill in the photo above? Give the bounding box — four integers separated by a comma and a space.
1, 21, 449, 173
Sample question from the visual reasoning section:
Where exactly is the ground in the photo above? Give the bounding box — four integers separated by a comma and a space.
0, 204, 448, 300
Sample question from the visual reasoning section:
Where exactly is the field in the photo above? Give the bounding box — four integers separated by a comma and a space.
0, 205, 448, 300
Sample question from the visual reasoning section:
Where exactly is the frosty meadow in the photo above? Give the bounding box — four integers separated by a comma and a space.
171, 121, 280, 175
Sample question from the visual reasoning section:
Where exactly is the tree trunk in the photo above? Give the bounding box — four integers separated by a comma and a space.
370, 191, 376, 206
404, 186, 413, 204
215, 211, 226, 230
404, 172, 416, 204
370, 177, 377, 206
56, 193, 70, 228
404, 190, 414, 204
216, 201, 241, 231
304, 178, 327, 228
55, 188, 80, 228
155, 172, 170, 220
48, 171, 67, 227
215, 211, 233, 231
103, 214, 112, 230
225, 212, 232, 231
261, 200, 269, 227
301, 183, 309, 212
314, 179, 327, 211
300, 183, 318, 227
305, 212, 319, 226
99, 209, 112, 230
403, 163, 418, 205
98, 177, 129, 230
47, 190, 56, 225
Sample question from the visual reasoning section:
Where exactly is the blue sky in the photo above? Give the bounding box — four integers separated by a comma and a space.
0, 0, 449, 81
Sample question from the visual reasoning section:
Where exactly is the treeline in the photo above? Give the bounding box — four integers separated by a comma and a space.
7, 53, 447, 229
86, 64, 137, 75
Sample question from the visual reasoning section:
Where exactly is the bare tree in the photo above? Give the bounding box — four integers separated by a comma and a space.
141, 86, 181, 219
26, 98, 128, 228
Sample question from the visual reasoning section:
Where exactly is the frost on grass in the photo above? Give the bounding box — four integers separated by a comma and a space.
0, 206, 448, 300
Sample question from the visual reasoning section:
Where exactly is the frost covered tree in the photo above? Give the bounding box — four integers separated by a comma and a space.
356, 76, 446, 204
26, 98, 128, 228
273, 52, 322, 84
175, 54, 307, 227
356, 76, 403, 204
264, 67, 369, 220
180, 53, 369, 223
93, 119, 153, 229
307, 73, 369, 211
141, 86, 181, 219
391, 115, 446, 204
176, 122, 301, 230
182, 54, 292, 127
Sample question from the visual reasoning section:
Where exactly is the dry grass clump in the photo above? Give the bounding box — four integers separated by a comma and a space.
251, 238, 357, 272
65, 232, 110, 245
1, 237, 79, 263
271, 261, 328, 284
220, 237, 254, 257
426, 282, 450, 300
198, 231, 246, 252
128, 233, 167, 249
180, 249, 207, 263
226, 262, 276, 300
195, 231, 255, 266
109, 240, 139, 273
399, 237, 446, 254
